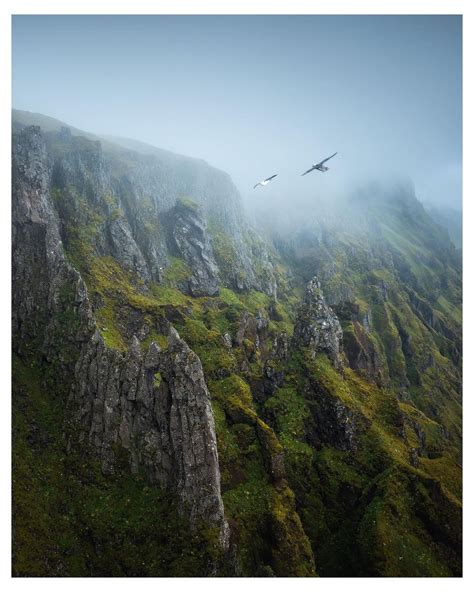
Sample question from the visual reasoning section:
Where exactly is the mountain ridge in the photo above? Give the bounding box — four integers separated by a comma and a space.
12, 110, 462, 577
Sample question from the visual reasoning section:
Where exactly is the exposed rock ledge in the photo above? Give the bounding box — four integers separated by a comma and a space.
293, 277, 344, 367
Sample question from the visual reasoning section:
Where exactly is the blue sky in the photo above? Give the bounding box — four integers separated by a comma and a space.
12, 15, 462, 210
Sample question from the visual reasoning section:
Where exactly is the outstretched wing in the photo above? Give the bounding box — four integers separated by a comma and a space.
265, 174, 278, 183
301, 167, 315, 176
317, 152, 337, 166
253, 182, 263, 189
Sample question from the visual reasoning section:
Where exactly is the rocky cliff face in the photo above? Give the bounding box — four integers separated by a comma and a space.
12, 112, 462, 578
12, 120, 308, 576
12, 125, 230, 561
257, 185, 462, 576
163, 199, 220, 296
12, 125, 95, 362
293, 277, 344, 367
68, 326, 229, 547
13, 110, 277, 295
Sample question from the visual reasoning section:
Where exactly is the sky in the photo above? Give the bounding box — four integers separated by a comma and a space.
12, 15, 462, 212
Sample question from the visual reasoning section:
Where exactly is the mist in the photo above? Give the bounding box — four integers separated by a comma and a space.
12, 15, 462, 215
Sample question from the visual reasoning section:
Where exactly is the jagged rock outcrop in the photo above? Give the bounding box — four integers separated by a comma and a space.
164, 199, 220, 296
69, 326, 230, 547
49, 128, 161, 283
12, 125, 230, 551
234, 309, 269, 348
114, 138, 278, 297
293, 277, 344, 367
260, 333, 289, 397
270, 332, 289, 362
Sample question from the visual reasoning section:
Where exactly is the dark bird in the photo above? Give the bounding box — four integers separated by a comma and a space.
253, 174, 278, 189
301, 152, 338, 176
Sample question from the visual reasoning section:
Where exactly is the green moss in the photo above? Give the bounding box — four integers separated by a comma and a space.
201, 305, 233, 335
264, 386, 309, 440
89, 257, 160, 313
239, 290, 270, 313
51, 186, 104, 271
305, 352, 357, 410
356, 468, 459, 576
208, 369, 316, 576
153, 372, 162, 388
163, 256, 192, 285
210, 376, 314, 575
212, 389, 276, 574
211, 374, 253, 407
269, 485, 316, 576
64, 253, 192, 353
208, 222, 239, 283
95, 302, 127, 351
269, 300, 295, 335
418, 451, 462, 501
150, 283, 189, 306
180, 318, 219, 344
371, 302, 407, 387
435, 294, 461, 325
83, 257, 165, 351
276, 331, 461, 576
211, 401, 242, 487
222, 475, 275, 574
140, 331, 168, 352
219, 287, 244, 307
176, 196, 199, 211
178, 318, 237, 377
263, 384, 314, 489
110, 207, 124, 221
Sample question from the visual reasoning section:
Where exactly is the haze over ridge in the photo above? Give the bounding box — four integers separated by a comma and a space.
13, 15, 461, 213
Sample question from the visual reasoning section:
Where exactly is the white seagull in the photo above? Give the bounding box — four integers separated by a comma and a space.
253, 174, 278, 189
301, 152, 338, 176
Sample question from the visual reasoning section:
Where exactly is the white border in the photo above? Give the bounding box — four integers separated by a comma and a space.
1, 2, 471, 590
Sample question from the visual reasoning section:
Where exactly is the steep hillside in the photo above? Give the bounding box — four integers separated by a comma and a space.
12, 112, 461, 577
425, 204, 462, 250
259, 185, 462, 575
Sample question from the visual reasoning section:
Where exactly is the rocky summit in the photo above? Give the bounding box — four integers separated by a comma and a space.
293, 277, 344, 367
12, 110, 462, 577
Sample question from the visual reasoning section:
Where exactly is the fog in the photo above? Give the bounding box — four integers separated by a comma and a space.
13, 15, 462, 215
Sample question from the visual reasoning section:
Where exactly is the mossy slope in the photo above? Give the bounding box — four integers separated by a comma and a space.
12, 126, 461, 577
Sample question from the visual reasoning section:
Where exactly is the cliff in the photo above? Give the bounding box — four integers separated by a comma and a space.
12, 124, 231, 574
12, 111, 462, 577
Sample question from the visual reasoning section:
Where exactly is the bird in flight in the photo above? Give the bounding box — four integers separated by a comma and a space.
253, 174, 278, 189
301, 152, 338, 176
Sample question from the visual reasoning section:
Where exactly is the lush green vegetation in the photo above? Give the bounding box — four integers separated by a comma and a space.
13, 354, 222, 576
12, 154, 461, 576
